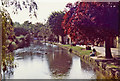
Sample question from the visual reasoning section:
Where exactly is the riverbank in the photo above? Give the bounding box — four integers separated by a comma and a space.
46, 41, 120, 79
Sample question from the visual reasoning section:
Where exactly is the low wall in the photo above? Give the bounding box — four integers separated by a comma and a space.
80, 55, 120, 79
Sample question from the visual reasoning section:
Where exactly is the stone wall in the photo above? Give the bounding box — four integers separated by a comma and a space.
79, 55, 120, 79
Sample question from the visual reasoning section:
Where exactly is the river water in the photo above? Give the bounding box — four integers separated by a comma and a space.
3, 42, 97, 79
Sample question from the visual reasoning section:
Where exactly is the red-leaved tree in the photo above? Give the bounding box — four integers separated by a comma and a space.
62, 2, 119, 58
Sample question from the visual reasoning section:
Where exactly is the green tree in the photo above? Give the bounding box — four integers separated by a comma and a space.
0, 7, 15, 74
14, 27, 28, 36
38, 23, 53, 40
47, 11, 65, 44
0, 7, 14, 51
22, 21, 32, 29
14, 22, 21, 28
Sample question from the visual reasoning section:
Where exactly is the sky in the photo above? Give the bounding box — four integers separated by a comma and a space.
0, 0, 80, 24
1, 0, 119, 24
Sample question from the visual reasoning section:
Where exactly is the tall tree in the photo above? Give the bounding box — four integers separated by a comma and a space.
62, 2, 119, 58
13, 22, 21, 28
48, 11, 65, 44
36, 23, 52, 38
22, 21, 32, 29
0, 7, 15, 74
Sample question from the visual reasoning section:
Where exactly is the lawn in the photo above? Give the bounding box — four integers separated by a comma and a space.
62, 45, 92, 55
61, 45, 100, 56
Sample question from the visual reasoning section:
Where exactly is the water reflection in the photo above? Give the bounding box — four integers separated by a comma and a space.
2, 53, 16, 79
3, 43, 96, 79
46, 49, 72, 78
80, 60, 96, 79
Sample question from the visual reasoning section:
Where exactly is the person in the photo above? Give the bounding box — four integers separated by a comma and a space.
86, 46, 91, 50
69, 48, 72, 53
90, 48, 96, 56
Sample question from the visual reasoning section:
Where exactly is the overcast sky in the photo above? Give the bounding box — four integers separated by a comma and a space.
1, 0, 119, 24
0, 0, 79, 24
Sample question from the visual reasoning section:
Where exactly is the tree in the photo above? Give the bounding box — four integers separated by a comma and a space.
22, 21, 32, 29
1, 0, 38, 18
62, 2, 119, 58
0, 7, 15, 74
38, 23, 52, 40
14, 27, 28, 36
13, 22, 21, 28
33, 22, 44, 37
47, 11, 65, 44
0, 7, 15, 50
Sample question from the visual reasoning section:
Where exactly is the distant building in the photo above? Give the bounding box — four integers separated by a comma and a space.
64, 33, 119, 49
113, 36, 119, 48
64, 35, 72, 45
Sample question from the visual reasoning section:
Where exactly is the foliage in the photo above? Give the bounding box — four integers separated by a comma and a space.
1, 0, 38, 18
14, 27, 28, 36
62, 2, 119, 43
62, 2, 119, 58
13, 22, 21, 28
38, 25, 52, 38
0, 7, 16, 74
48, 11, 65, 36
22, 21, 33, 29
32, 22, 46, 37
14, 21, 33, 35
0, 7, 15, 51
14, 21, 53, 39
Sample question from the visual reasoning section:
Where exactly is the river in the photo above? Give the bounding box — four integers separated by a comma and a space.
2, 42, 97, 79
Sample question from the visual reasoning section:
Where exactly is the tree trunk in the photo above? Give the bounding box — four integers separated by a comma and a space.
105, 37, 113, 58
61, 35, 64, 44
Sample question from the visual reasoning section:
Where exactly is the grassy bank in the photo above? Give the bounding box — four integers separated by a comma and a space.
40, 41, 100, 56
51, 43, 120, 79
61, 45, 92, 55
60, 44, 120, 79
58, 44, 100, 56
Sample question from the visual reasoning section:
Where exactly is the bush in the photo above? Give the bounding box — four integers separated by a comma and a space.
14, 27, 28, 36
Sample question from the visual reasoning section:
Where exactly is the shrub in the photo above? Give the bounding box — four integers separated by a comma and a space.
14, 27, 28, 36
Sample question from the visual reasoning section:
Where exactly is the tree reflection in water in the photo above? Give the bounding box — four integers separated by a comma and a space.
2, 52, 16, 79
46, 47, 72, 78
2, 43, 97, 79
